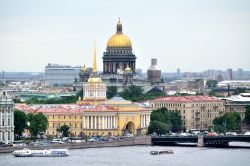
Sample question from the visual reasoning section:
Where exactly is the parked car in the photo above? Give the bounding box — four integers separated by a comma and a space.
51, 139, 64, 144
125, 133, 134, 138
88, 137, 96, 142
207, 132, 218, 136
244, 132, 250, 135
226, 132, 237, 136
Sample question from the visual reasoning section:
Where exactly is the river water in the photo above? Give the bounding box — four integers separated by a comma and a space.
1, 143, 250, 166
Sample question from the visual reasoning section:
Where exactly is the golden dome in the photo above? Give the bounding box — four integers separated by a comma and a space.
107, 34, 132, 48
87, 77, 102, 83
124, 66, 132, 71
107, 19, 132, 48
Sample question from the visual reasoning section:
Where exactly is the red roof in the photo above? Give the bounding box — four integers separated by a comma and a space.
151, 96, 221, 102
15, 104, 117, 114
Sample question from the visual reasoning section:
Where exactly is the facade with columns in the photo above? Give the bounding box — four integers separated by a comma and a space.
0, 91, 15, 144
15, 102, 151, 137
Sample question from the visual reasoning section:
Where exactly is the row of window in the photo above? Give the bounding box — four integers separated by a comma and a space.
51, 122, 82, 128
1, 131, 11, 140
153, 102, 223, 108
191, 109, 224, 113
1, 119, 11, 126
106, 49, 132, 54
50, 115, 81, 120
192, 113, 219, 119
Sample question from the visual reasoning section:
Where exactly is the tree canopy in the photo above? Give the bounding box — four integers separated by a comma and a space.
233, 87, 246, 95
57, 124, 70, 137
213, 112, 241, 133
120, 85, 144, 101
120, 85, 165, 102
244, 105, 250, 124
106, 86, 118, 99
148, 121, 170, 135
206, 80, 218, 88
14, 110, 27, 137
148, 107, 182, 135
27, 113, 48, 137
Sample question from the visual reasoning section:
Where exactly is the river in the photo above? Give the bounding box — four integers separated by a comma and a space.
1, 143, 250, 166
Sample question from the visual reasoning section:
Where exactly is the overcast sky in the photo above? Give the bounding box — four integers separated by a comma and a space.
0, 0, 250, 73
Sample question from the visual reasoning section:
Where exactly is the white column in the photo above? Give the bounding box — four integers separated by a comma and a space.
11, 131, 14, 142
146, 115, 148, 127
105, 116, 108, 129
140, 115, 142, 128
83, 116, 86, 129
114, 116, 116, 129
108, 116, 110, 129
5, 131, 8, 144
110, 116, 112, 129
141, 115, 143, 128
94, 116, 97, 129
98, 116, 100, 129
142, 115, 145, 128
90, 116, 93, 129
111, 116, 113, 129
102, 116, 104, 129
107, 116, 109, 129
87, 116, 89, 129
0, 131, 2, 142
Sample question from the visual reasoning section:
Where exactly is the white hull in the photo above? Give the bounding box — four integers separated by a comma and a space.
13, 148, 69, 157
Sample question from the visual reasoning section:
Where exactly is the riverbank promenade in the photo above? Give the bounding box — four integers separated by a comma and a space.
0, 136, 152, 153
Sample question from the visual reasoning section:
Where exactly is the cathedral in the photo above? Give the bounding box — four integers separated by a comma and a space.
103, 19, 136, 74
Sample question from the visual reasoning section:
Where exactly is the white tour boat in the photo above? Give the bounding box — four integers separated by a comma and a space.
13, 148, 69, 157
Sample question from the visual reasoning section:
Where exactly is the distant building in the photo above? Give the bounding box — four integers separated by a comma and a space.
45, 64, 81, 86
176, 68, 181, 79
0, 90, 14, 144
221, 93, 250, 120
149, 96, 225, 130
227, 68, 233, 80
147, 59, 161, 83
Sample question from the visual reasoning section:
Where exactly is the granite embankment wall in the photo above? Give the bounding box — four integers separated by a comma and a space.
0, 136, 152, 154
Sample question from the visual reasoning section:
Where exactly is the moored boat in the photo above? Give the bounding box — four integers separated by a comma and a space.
150, 149, 174, 155
13, 148, 69, 157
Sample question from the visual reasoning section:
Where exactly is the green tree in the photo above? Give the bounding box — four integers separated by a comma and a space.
149, 107, 182, 134
213, 112, 241, 133
58, 125, 70, 137
206, 80, 218, 88
76, 88, 83, 98
106, 86, 117, 99
208, 89, 216, 96
169, 111, 182, 133
120, 85, 144, 102
14, 110, 27, 137
27, 113, 48, 137
148, 121, 170, 135
244, 105, 250, 124
233, 87, 246, 95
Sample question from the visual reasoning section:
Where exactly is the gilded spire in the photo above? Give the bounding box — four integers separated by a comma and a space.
93, 41, 97, 72
82, 64, 87, 71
